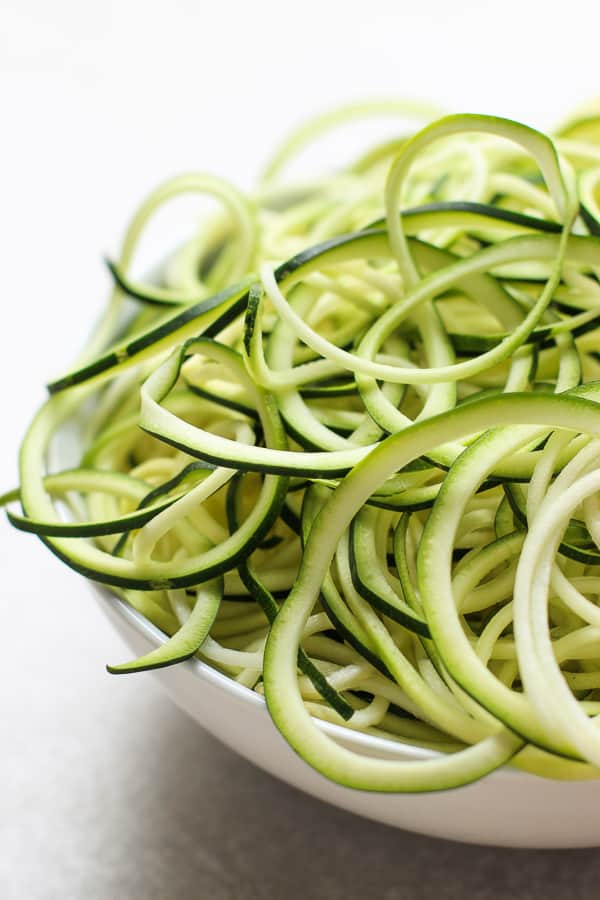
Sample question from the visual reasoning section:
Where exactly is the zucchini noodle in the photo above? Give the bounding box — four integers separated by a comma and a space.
7, 100, 600, 791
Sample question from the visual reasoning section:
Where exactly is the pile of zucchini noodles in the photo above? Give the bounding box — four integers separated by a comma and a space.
8, 100, 600, 791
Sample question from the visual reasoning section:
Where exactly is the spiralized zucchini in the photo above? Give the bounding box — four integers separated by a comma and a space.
8, 99, 600, 791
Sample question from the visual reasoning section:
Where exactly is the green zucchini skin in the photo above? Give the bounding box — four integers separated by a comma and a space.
368, 199, 563, 234
349, 510, 430, 637
3, 464, 215, 538
107, 576, 223, 674
47, 278, 254, 394
580, 203, 600, 236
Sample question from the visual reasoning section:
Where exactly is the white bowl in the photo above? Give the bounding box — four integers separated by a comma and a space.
94, 584, 600, 848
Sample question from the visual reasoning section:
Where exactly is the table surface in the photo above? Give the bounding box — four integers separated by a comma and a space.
3, 2, 600, 897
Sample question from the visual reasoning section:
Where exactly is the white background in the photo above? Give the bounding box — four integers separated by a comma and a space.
2, 2, 600, 897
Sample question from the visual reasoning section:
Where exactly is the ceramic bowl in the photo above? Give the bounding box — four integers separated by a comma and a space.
94, 585, 600, 848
